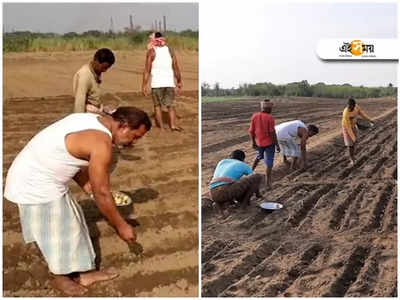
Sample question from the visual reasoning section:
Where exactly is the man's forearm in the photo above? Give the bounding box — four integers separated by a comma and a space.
174, 71, 182, 85
172, 57, 182, 85
272, 131, 279, 145
249, 133, 256, 146
142, 73, 149, 90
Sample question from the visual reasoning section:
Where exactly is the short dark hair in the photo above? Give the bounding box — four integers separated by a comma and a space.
155, 32, 163, 38
94, 48, 115, 65
348, 98, 356, 111
111, 107, 152, 131
230, 149, 245, 161
308, 124, 319, 135
348, 98, 356, 106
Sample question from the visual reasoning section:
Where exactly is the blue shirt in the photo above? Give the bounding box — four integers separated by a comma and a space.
209, 159, 253, 189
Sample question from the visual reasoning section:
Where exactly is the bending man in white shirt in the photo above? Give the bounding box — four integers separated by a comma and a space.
4, 107, 151, 296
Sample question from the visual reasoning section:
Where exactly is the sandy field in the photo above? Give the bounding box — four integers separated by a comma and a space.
202, 97, 397, 297
3, 51, 199, 297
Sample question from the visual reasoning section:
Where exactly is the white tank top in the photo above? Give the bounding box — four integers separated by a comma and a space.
275, 120, 307, 140
151, 46, 175, 88
4, 113, 112, 204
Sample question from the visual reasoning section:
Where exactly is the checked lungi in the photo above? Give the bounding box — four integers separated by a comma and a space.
17, 190, 96, 275
278, 138, 301, 157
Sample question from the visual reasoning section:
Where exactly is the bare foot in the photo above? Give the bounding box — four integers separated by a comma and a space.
77, 270, 119, 287
51, 275, 88, 296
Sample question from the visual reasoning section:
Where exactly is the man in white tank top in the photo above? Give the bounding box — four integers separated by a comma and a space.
275, 120, 319, 170
142, 32, 183, 131
4, 107, 151, 296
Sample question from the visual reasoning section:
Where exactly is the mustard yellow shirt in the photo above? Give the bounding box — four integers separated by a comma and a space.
342, 104, 372, 141
72, 63, 102, 113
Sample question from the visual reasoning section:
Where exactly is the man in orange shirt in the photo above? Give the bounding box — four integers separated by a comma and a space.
249, 99, 280, 190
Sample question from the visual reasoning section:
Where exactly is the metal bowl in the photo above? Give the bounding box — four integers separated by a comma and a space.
259, 202, 283, 210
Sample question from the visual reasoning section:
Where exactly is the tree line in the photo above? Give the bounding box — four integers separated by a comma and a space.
3, 29, 198, 52
202, 80, 397, 99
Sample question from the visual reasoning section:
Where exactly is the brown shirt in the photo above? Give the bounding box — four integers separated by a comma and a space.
73, 63, 102, 113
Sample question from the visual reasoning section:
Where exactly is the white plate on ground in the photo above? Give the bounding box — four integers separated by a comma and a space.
260, 202, 283, 210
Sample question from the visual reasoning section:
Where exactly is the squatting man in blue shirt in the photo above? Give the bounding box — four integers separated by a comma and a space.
209, 149, 264, 217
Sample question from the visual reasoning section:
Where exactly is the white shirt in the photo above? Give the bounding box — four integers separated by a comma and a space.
275, 120, 307, 140
4, 113, 112, 204
151, 46, 175, 88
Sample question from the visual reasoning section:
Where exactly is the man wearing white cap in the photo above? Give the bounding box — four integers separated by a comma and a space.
249, 99, 280, 190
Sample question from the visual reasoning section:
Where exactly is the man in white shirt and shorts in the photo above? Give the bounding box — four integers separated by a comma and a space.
142, 32, 183, 131
275, 120, 319, 171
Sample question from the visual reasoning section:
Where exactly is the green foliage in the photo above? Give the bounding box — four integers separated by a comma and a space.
203, 96, 260, 103
3, 30, 198, 52
202, 81, 397, 99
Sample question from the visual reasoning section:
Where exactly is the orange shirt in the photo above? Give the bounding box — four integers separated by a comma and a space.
249, 112, 275, 147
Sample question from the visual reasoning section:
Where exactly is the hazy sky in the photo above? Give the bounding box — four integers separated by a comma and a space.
3, 3, 198, 33
201, 2, 397, 88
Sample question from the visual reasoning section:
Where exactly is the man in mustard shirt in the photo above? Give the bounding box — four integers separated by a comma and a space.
342, 98, 374, 165
73, 48, 115, 113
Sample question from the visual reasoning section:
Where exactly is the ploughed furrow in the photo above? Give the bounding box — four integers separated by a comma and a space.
237, 184, 319, 229
92, 221, 197, 264
202, 240, 227, 264
323, 246, 370, 297
202, 246, 244, 276
338, 144, 381, 180
329, 183, 364, 230
382, 186, 397, 233
221, 244, 289, 296
359, 122, 392, 146
82, 206, 197, 236
273, 184, 317, 203
202, 241, 279, 297
287, 184, 335, 227
345, 249, 381, 297
291, 137, 368, 182
93, 262, 198, 297
262, 244, 324, 297
283, 138, 345, 181
209, 108, 326, 128
381, 136, 396, 153
286, 158, 329, 181
367, 157, 389, 178
310, 153, 346, 180
363, 183, 394, 232
237, 210, 274, 230
340, 187, 366, 231
389, 141, 397, 156
202, 135, 249, 154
